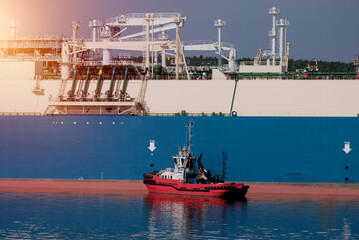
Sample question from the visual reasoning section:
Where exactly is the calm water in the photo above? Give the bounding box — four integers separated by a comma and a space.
0, 189, 358, 240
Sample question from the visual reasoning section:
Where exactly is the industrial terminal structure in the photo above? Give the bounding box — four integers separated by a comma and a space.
0, 7, 358, 117
238, 7, 290, 73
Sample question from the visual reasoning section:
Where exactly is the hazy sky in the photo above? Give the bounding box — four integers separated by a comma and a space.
0, 0, 358, 62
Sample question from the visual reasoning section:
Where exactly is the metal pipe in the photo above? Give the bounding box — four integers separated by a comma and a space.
161, 51, 166, 67
95, 67, 103, 99
218, 26, 222, 66
69, 68, 78, 98
102, 39, 111, 65
160, 30, 167, 67
8, 20, 19, 39
107, 66, 117, 99
230, 79, 238, 114
276, 18, 289, 70
61, 43, 71, 80
145, 14, 151, 74
121, 68, 129, 94
82, 67, 91, 99
89, 19, 101, 55
269, 7, 279, 66
215, 19, 225, 67
101, 25, 112, 65
279, 22, 284, 67
151, 15, 155, 78
174, 17, 181, 80
271, 14, 276, 66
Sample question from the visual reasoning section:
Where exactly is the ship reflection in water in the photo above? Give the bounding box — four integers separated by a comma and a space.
0, 188, 358, 239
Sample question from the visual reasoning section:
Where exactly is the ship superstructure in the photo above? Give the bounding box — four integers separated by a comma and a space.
0, 9, 358, 116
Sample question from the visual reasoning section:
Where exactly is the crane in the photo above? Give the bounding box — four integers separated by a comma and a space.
254, 49, 263, 65
282, 43, 290, 72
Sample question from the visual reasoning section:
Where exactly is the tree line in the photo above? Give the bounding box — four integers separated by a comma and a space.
127, 55, 356, 72
287, 59, 355, 72
185, 56, 356, 72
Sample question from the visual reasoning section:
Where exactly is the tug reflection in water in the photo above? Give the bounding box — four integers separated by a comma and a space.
144, 193, 247, 239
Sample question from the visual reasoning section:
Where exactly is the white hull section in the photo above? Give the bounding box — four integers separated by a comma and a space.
0, 76, 359, 116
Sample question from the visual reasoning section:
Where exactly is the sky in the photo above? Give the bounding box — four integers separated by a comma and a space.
0, 0, 358, 62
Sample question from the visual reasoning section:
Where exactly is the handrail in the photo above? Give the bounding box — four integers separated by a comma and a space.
106, 12, 182, 24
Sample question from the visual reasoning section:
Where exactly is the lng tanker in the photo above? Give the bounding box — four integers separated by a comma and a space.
0, 10, 359, 190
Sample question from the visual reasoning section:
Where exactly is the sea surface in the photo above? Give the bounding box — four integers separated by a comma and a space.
0, 188, 358, 240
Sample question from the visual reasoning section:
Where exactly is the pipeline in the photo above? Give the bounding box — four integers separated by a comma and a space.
107, 66, 117, 100
82, 67, 91, 99
229, 79, 238, 115
68, 68, 78, 99
95, 66, 104, 99
121, 67, 129, 95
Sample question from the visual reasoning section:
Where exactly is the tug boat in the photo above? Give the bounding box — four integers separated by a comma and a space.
143, 121, 249, 199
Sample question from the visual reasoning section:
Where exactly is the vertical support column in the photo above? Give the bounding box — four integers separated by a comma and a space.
8, 20, 19, 40
151, 14, 155, 78
101, 25, 112, 65
276, 18, 289, 71
145, 14, 151, 75
271, 15, 276, 66
82, 67, 91, 99
215, 19, 225, 67
161, 51, 166, 67
174, 17, 182, 80
102, 39, 111, 65
230, 79, 239, 115
89, 19, 101, 55
59, 42, 71, 99
218, 26, 222, 66
159, 30, 168, 67
279, 23, 284, 67
61, 42, 71, 80
269, 7, 279, 66
92, 27, 97, 42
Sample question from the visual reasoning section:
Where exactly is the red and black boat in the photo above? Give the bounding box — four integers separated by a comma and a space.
143, 120, 249, 199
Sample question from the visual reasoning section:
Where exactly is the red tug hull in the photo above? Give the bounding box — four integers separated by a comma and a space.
143, 174, 249, 198
143, 120, 249, 199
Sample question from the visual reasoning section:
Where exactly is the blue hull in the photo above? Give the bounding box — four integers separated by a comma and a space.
0, 116, 358, 183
